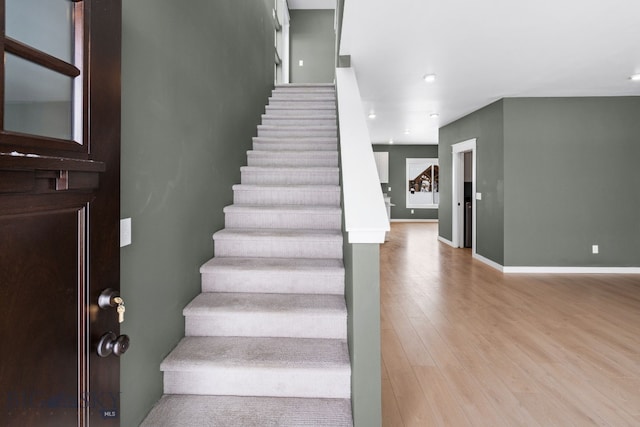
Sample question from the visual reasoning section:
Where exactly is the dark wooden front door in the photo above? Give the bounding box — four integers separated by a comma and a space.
0, 1, 121, 426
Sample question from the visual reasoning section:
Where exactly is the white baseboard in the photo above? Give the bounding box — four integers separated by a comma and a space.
391, 219, 438, 223
437, 236, 455, 247
471, 254, 640, 274
473, 253, 504, 272
502, 266, 640, 274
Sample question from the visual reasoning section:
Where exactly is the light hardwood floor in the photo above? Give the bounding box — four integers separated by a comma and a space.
380, 222, 640, 427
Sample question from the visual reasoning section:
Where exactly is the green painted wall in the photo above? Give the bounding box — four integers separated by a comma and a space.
440, 97, 640, 268
373, 144, 439, 220
439, 100, 505, 264
503, 97, 640, 267
289, 10, 336, 83
120, 1, 274, 425
343, 241, 382, 427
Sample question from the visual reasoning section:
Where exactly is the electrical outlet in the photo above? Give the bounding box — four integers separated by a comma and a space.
411, 209, 414, 214
298, 60, 304, 67
388, 187, 391, 192
592, 244, 599, 254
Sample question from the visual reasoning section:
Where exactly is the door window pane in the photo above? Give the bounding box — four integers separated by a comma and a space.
4, 54, 73, 141
5, 0, 74, 63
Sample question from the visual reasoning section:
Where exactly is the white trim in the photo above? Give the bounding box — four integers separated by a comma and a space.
336, 68, 389, 244
451, 139, 477, 252
347, 230, 387, 244
391, 219, 438, 223
437, 236, 455, 247
473, 253, 504, 272
469, 255, 640, 274
503, 266, 640, 274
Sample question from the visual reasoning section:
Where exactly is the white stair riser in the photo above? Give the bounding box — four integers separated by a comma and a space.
241, 169, 339, 185
214, 238, 343, 259
185, 314, 347, 339
232, 186, 341, 206
225, 211, 341, 230
163, 368, 350, 398
257, 128, 337, 138
247, 153, 338, 167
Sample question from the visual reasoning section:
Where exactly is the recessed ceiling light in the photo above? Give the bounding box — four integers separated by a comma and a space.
630, 74, 640, 81
368, 112, 377, 119
389, 139, 394, 144
429, 113, 439, 119
423, 74, 436, 83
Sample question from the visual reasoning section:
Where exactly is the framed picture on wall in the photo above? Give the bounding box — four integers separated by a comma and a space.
406, 158, 439, 209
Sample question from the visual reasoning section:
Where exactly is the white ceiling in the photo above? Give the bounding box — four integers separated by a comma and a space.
339, 0, 640, 144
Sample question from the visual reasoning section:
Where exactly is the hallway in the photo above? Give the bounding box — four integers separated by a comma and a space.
380, 222, 640, 426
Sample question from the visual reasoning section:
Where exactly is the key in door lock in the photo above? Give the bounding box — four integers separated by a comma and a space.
98, 288, 126, 323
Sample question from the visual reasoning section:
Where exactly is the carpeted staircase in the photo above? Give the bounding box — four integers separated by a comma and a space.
141, 84, 353, 426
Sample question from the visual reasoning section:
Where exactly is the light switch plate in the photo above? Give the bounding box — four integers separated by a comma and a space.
120, 218, 132, 247
476, 193, 482, 200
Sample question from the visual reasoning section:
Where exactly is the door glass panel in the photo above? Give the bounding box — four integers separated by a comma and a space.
5, 0, 74, 63
4, 54, 73, 141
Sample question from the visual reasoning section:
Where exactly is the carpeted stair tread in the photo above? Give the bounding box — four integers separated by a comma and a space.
232, 184, 341, 206
247, 150, 338, 167
199, 256, 345, 295
213, 228, 342, 240
200, 256, 344, 273
224, 204, 341, 230
140, 395, 352, 427
240, 166, 339, 185
213, 228, 343, 258
224, 204, 341, 214
185, 292, 346, 315
184, 293, 347, 339
161, 336, 350, 371
257, 125, 337, 138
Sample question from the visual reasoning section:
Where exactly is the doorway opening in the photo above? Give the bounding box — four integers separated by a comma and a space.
451, 138, 476, 253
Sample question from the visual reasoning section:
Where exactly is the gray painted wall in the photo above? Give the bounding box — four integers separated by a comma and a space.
439, 100, 505, 264
120, 1, 275, 425
440, 97, 640, 268
503, 97, 640, 267
373, 144, 439, 220
289, 10, 336, 83
343, 241, 382, 427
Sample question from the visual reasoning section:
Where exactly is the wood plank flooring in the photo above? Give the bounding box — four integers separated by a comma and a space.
380, 222, 640, 427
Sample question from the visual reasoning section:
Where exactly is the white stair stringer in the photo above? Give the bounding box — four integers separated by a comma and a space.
144, 84, 352, 426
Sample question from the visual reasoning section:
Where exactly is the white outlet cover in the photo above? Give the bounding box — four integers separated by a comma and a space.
299, 59, 304, 66
476, 193, 482, 200
120, 218, 132, 247
592, 245, 599, 254
388, 187, 391, 192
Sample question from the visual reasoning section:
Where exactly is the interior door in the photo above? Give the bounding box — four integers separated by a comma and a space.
0, 1, 121, 426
